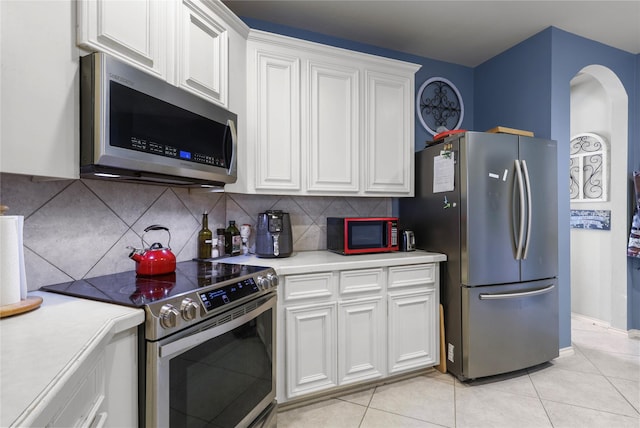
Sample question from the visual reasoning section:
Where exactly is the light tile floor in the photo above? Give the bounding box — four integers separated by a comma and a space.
278, 316, 640, 427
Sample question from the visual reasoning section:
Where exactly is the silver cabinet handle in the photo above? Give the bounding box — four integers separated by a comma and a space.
514, 160, 525, 260
521, 160, 532, 260
479, 284, 555, 300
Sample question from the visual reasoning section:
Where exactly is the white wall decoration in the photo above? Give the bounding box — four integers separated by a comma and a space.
569, 132, 608, 202
416, 77, 464, 136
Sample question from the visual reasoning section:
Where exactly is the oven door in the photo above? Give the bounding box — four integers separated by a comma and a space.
146, 294, 276, 428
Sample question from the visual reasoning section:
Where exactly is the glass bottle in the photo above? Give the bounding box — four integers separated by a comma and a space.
217, 228, 226, 256
226, 220, 242, 256
197, 212, 212, 259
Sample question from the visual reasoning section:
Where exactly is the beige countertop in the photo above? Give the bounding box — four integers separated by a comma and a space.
225, 249, 447, 275
0, 291, 144, 427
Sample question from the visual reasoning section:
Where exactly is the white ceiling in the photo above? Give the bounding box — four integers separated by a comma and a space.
221, 0, 640, 67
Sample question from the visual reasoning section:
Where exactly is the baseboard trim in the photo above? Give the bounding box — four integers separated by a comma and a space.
558, 345, 575, 358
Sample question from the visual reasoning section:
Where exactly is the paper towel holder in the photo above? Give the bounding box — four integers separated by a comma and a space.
0, 204, 43, 318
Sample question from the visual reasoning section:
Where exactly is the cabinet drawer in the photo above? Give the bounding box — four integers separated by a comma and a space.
339, 268, 385, 296
283, 272, 334, 302
388, 264, 435, 289
50, 354, 106, 427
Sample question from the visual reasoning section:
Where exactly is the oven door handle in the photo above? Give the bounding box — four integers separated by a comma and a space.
158, 295, 275, 359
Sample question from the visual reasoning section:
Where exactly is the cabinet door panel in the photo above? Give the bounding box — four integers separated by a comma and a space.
254, 50, 301, 190
1, 0, 78, 179
285, 303, 337, 398
178, 0, 228, 106
308, 62, 359, 192
365, 71, 413, 194
388, 290, 437, 373
338, 297, 385, 384
78, 0, 165, 77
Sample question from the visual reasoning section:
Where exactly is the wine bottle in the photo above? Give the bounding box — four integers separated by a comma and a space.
197, 212, 212, 259
226, 220, 242, 256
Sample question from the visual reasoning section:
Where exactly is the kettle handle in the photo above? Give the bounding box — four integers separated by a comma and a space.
144, 224, 169, 233
141, 225, 172, 248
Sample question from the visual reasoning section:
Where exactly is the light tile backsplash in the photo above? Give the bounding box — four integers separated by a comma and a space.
0, 173, 390, 290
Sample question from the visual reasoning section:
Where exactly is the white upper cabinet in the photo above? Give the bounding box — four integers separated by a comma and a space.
176, 0, 228, 106
77, 0, 247, 108
365, 71, 414, 194
77, 0, 167, 79
254, 50, 302, 191
0, 0, 79, 179
226, 30, 420, 197
308, 60, 360, 193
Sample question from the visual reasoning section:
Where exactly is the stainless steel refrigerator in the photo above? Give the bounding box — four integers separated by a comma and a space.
399, 131, 558, 380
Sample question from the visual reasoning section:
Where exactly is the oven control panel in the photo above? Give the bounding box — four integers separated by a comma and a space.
199, 277, 260, 312
145, 268, 279, 340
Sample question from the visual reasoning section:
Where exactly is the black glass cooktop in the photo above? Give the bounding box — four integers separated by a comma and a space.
40, 261, 270, 308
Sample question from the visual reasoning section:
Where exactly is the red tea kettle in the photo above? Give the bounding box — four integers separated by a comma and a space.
128, 225, 176, 276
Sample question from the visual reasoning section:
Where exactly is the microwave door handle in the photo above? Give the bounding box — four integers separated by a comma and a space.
226, 119, 237, 176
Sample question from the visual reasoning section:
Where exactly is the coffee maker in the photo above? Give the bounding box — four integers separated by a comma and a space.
255, 210, 293, 258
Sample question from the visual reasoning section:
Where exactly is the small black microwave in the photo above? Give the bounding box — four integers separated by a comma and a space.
80, 52, 237, 188
326, 217, 399, 255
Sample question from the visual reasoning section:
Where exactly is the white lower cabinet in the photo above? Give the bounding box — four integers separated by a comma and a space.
338, 296, 385, 385
31, 327, 138, 428
279, 262, 439, 403
388, 289, 437, 374
285, 302, 338, 398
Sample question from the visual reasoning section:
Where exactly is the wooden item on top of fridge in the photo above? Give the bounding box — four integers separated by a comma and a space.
486, 126, 534, 137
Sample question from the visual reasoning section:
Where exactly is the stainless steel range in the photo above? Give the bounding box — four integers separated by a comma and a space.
42, 261, 278, 428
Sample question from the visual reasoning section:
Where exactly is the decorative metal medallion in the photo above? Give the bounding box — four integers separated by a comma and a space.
569, 132, 608, 202
416, 77, 464, 136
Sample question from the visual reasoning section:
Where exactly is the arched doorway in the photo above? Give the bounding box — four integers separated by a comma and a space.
569, 65, 628, 330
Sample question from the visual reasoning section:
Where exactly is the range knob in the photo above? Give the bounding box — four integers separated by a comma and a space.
267, 273, 279, 287
256, 275, 270, 289
159, 304, 180, 329
180, 298, 199, 321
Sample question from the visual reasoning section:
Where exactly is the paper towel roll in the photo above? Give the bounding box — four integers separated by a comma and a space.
0, 216, 26, 306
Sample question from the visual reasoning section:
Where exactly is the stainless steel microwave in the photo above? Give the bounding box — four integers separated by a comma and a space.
80, 52, 237, 188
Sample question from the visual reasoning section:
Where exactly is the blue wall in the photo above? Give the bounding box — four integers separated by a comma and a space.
474, 30, 553, 137
241, 19, 640, 334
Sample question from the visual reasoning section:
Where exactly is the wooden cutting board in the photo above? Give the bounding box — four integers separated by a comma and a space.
436, 303, 447, 373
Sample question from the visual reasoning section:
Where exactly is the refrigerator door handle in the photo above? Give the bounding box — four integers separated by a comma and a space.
514, 160, 526, 260
479, 284, 555, 300
521, 160, 533, 260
